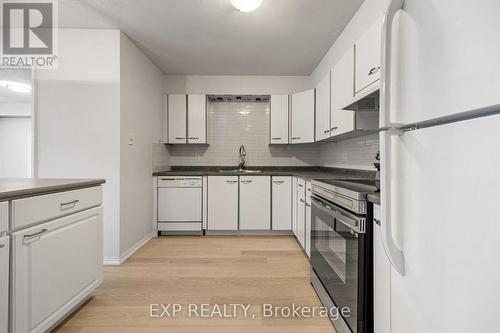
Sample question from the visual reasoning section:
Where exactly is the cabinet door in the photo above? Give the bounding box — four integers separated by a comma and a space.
163, 95, 168, 143
373, 204, 391, 333
271, 176, 292, 230
207, 176, 239, 230
0, 201, 7, 234
187, 94, 206, 144
355, 17, 382, 95
315, 72, 331, 141
270, 95, 289, 144
305, 181, 312, 257
296, 178, 306, 249
239, 176, 271, 230
331, 47, 356, 136
11, 207, 102, 333
0, 236, 9, 333
292, 177, 298, 236
291, 89, 315, 144
168, 94, 187, 144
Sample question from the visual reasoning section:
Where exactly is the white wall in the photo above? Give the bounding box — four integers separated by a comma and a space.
119, 33, 164, 257
164, 75, 310, 95
311, 0, 390, 170
35, 29, 122, 260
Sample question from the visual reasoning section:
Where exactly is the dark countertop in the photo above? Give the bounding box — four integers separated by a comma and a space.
154, 166, 376, 182
367, 192, 380, 205
0, 178, 106, 201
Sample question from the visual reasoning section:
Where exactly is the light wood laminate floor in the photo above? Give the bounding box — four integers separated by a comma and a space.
54, 236, 336, 333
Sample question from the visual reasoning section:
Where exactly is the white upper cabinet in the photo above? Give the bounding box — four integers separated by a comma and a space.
291, 89, 315, 144
331, 47, 356, 136
167, 94, 187, 144
187, 94, 207, 144
239, 176, 271, 230
315, 72, 331, 142
270, 95, 289, 144
354, 17, 382, 95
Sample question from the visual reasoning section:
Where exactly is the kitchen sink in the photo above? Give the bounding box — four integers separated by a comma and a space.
217, 169, 262, 173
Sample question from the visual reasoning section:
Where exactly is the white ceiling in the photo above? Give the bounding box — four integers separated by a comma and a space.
58, 0, 364, 75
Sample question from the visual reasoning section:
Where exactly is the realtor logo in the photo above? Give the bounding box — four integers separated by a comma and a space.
1, 0, 58, 68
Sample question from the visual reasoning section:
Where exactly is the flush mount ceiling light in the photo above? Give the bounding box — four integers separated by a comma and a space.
231, 0, 263, 12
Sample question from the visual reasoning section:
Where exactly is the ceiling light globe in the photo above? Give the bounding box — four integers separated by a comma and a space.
230, 0, 264, 12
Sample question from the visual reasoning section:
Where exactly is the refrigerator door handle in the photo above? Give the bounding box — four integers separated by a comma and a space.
380, 130, 405, 275
380, 0, 405, 129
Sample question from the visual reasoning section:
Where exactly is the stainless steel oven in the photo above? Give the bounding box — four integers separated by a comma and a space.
310, 179, 375, 333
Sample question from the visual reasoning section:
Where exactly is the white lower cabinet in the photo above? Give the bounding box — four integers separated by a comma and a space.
0, 202, 7, 235
0, 236, 9, 333
11, 207, 102, 333
271, 177, 292, 230
296, 178, 306, 248
373, 204, 391, 333
239, 176, 271, 230
305, 181, 312, 257
292, 177, 298, 236
207, 176, 239, 230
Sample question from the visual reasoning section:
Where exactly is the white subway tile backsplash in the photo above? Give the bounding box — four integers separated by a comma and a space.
167, 100, 379, 169
168, 101, 321, 166
318, 133, 379, 170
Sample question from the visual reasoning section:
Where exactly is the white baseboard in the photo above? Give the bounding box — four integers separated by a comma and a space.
103, 257, 121, 266
119, 231, 155, 265
103, 231, 154, 266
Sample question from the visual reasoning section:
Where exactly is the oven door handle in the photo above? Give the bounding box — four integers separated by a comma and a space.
311, 196, 361, 233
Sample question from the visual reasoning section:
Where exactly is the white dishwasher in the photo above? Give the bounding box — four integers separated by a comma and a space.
158, 176, 203, 235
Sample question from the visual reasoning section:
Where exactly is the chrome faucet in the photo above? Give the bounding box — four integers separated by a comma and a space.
238, 145, 247, 169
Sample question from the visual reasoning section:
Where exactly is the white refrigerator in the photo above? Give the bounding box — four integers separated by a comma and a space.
378, 0, 500, 332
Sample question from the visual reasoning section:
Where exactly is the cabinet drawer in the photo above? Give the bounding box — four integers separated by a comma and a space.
0, 202, 7, 235
11, 186, 103, 230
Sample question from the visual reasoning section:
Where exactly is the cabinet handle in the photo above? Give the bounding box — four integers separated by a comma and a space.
298, 184, 303, 188
323, 130, 330, 134
305, 203, 311, 207
330, 127, 338, 132
189, 137, 200, 140
0, 244, 4, 249
374, 218, 381, 226
291, 137, 301, 140
60, 200, 79, 210
226, 180, 238, 184
241, 180, 253, 184
273, 180, 285, 185
175, 137, 186, 140
271, 137, 282, 140
23, 229, 48, 243
299, 199, 306, 203
368, 66, 380, 76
